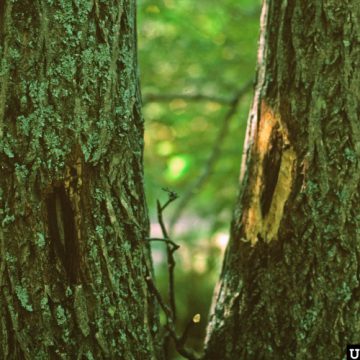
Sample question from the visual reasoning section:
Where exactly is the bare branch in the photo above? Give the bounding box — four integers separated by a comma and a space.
145, 275, 173, 320
169, 79, 254, 232
145, 275, 200, 360
146, 189, 201, 359
143, 92, 233, 105
178, 314, 201, 348
147, 237, 180, 250
156, 188, 179, 321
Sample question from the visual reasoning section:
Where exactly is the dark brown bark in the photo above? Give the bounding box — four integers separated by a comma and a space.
0, 1, 161, 358
205, 1, 360, 359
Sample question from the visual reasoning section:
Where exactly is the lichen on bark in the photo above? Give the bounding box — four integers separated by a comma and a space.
205, 1, 360, 359
0, 1, 161, 358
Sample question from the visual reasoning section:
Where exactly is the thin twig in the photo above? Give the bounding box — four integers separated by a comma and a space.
147, 237, 180, 249
178, 314, 201, 348
169, 79, 253, 232
147, 190, 200, 360
145, 275, 200, 360
156, 188, 179, 321
172, 335, 200, 360
145, 275, 173, 320
143, 92, 233, 105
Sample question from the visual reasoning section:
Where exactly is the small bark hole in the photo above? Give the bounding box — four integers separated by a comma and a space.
260, 126, 283, 217
46, 184, 80, 283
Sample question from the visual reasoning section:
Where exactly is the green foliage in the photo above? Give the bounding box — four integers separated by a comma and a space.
138, 0, 260, 356
139, 0, 260, 221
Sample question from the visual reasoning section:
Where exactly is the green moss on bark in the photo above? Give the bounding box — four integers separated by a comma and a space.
205, 1, 360, 359
0, 1, 161, 358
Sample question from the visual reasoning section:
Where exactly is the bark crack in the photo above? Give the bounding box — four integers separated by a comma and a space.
46, 184, 79, 283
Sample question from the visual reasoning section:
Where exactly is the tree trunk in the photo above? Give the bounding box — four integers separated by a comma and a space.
205, 0, 360, 359
0, 1, 161, 358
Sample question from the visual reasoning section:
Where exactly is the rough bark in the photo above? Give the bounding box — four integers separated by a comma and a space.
205, 0, 360, 359
0, 1, 161, 359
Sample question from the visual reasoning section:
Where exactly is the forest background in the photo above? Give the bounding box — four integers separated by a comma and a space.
138, 0, 261, 355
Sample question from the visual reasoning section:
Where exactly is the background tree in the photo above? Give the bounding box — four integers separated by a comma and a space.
0, 1, 161, 358
204, 0, 360, 359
